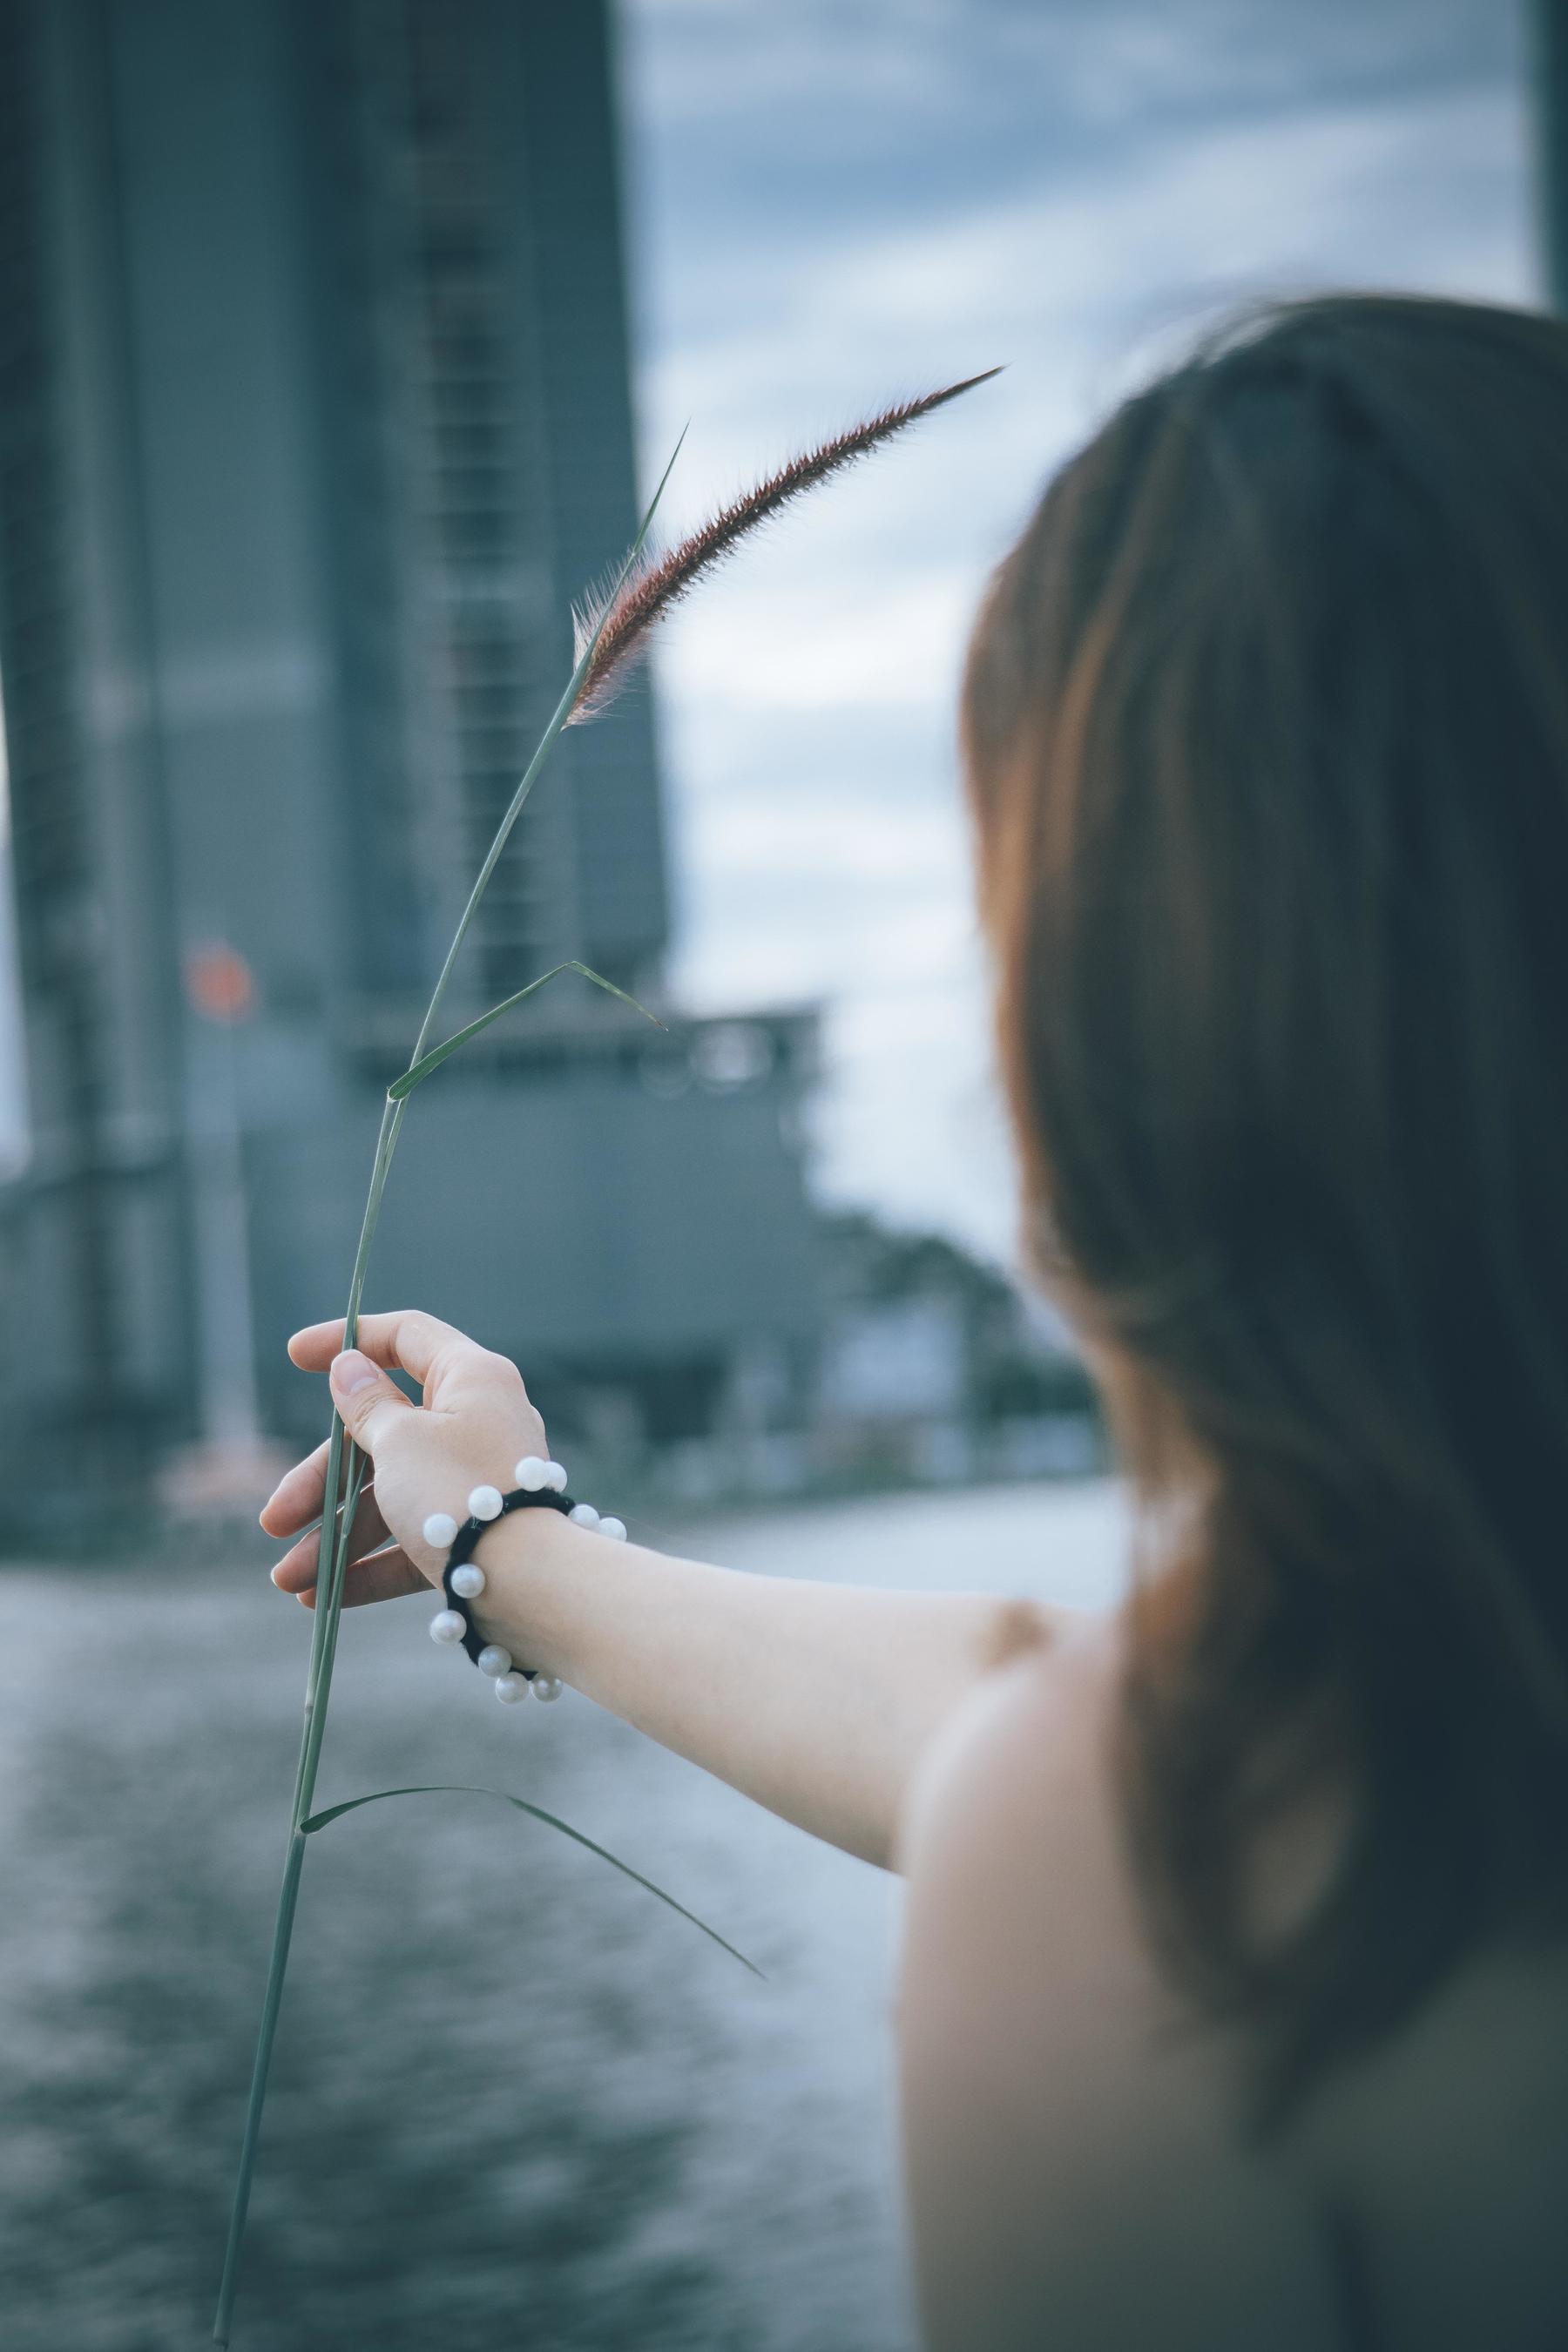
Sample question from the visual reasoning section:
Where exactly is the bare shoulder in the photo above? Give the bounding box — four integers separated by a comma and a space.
896, 1612, 1342, 2352
896, 1608, 1144, 2031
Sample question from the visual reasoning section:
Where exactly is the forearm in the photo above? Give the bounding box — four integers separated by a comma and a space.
468, 1511, 1053, 1868
269, 1315, 1063, 1863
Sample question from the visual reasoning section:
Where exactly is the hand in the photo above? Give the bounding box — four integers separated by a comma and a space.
263, 1309, 550, 1610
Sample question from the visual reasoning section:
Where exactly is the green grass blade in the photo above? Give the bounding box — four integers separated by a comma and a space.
389, 963, 664, 1101
301, 1783, 764, 1978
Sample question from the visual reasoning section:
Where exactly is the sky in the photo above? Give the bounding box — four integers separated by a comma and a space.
613, 0, 1537, 1262
0, 2, 1539, 1244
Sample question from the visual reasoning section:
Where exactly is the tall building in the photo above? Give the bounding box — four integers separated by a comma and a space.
0, 0, 820, 1516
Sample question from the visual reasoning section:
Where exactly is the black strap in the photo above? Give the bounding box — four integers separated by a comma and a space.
441, 1485, 578, 1678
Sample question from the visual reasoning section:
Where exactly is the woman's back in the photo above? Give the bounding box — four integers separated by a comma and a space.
901, 1620, 1568, 2352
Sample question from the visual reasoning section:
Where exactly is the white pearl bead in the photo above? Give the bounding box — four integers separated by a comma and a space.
544, 1460, 568, 1492
533, 1674, 563, 1703
476, 1644, 512, 1678
514, 1455, 550, 1491
467, 1484, 504, 1521
598, 1516, 627, 1542
422, 1511, 458, 1550
568, 1502, 599, 1530
449, 1561, 486, 1599
429, 1609, 467, 1646
494, 1673, 530, 1704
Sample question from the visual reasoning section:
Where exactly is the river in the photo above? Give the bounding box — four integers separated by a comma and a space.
0, 1477, 1130, 2351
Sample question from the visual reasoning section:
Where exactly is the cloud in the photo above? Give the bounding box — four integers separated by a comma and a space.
620, 1, 1534, 1260
639, 81, 1532, 737
693, 795, 965, 883
656, 566, 975, 716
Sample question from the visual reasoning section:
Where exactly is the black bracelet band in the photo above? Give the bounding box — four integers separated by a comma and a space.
441, 1486, 578, 1678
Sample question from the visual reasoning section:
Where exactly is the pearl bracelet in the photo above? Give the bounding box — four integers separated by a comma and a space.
425, 1454, 626, 1707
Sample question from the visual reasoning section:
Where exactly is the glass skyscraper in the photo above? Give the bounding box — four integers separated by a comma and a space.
0, 0, 819, 1511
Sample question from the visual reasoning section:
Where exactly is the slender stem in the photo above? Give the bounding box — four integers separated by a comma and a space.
409, 425, 680, 1071
216, 882, 517, 2339
412, 653, 618, 1064
213, 1108, 395, 2346
300, 1106, 403, 1763
294, 1097, 399, 1760
212, 1831, 307, 2344
216, 438, 682, 2347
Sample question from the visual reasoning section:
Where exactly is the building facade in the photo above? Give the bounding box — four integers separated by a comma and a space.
0, 0, 821, 1519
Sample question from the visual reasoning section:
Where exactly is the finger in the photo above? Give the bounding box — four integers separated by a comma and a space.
329, 1349, 417, 1454
297, 1549, 426, 1611
261, 1437, 381, 1541
290, 1310, 469, 1388
260, 1438, 335, 1538
270, 1481, 389, 1593
291, 1311, 512, 1416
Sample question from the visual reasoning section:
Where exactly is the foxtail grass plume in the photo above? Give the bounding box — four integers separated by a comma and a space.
569, 368, 1002, 721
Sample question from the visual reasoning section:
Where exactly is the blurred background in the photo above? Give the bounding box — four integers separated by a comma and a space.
0, 1, 1555, 2345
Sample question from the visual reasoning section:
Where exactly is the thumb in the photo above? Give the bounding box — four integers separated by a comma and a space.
329, 1349, 412, 1453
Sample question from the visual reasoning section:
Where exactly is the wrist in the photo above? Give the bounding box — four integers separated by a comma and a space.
421, 1459, 634, 1705
464, 1503, 593, 1682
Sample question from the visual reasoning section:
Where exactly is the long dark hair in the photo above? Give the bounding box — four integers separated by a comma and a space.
963, 294, 1568, 2118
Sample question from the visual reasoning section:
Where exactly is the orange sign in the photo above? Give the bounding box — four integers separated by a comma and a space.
185, 941, 257, 1024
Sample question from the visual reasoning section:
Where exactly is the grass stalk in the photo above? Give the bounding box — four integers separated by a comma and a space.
214, 377, 990, 2343
213, 452, 681, 2346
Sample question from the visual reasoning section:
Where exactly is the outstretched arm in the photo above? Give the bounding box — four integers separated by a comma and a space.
265, 1309, 1058, 1869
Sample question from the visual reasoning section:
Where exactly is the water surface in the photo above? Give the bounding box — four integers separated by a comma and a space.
0, 1478, 1128, 2350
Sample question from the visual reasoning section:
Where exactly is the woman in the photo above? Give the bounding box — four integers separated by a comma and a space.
264, 294, 1568, 2349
